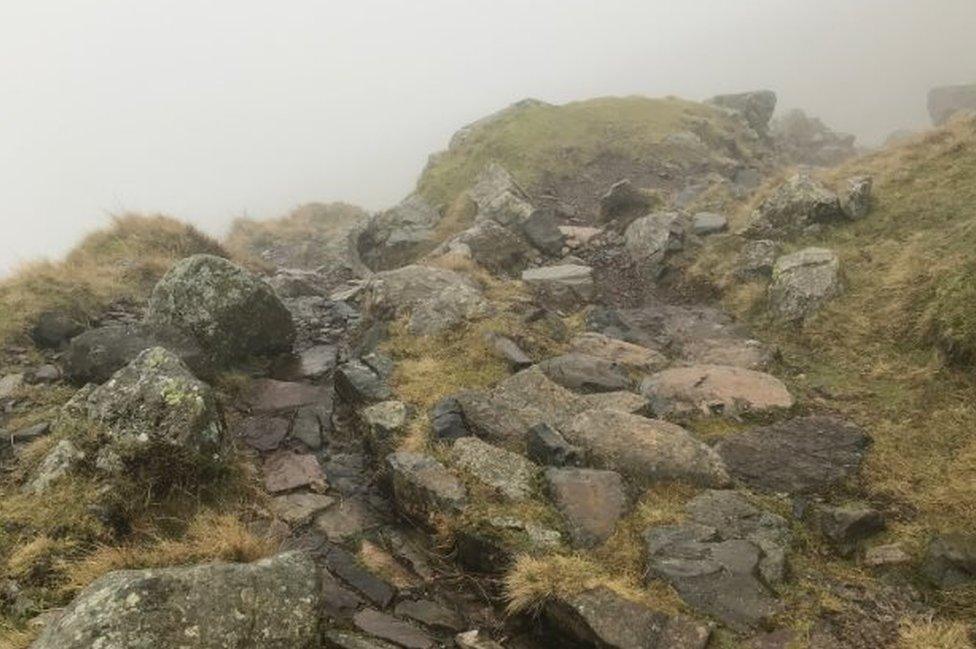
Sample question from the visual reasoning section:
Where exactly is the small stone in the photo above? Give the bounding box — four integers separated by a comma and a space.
429, 397, 469, 442
526, 422, 583, 467
692, 212, 728, 236
236, 416, 290, 452
263, 451, 327, 493
864, 543, 911, 567
25, 439, 84, 493
545, 467, 629, 548
483, 332, 532, 368
840, 176, 872, 220
26, 365, 61, 384
270, 492, 336, 525
521, 207, 566, 256
394, 599, 464, 632
452, 436, 537, 501
352, 609, 432, 649
455, 630, 506, 649
810, 504, 885, 557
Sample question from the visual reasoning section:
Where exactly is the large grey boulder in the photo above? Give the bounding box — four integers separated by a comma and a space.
544, 587, 711, 649
562, 409, 730, 488
928, 84, 976, 126
80, 347, 226, 474
521, 264, 595, 310
32, 552, 320, 649
146, 254, 295, 364
521, 207, 566, 256
537, 353, 634, 394
357, 193, 442, 271
361, 265, 487, 335
451, 436, 537, 501
641, 365, 793, 417
598, 179, 660, 226
769, 248, 842, 321
744, 174, 845, 238
922, 533, 976, 587
624, 212, 685, 277
707, 90, 777, 133
64, 323, 211, 385
443, 219, 535, 276
715, 416, 870, 495
30, 310, 84, 349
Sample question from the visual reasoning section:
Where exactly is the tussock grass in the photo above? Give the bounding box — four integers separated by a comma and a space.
418, 95, 755, 208
897, 618, 974, 649
0, 214, 227, 345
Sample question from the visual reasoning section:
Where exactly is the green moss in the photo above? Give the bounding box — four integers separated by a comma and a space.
418, 96, 748, 207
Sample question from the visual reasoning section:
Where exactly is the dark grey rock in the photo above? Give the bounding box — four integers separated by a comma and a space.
744, 174, 846, 238
484, 332, 532, 368
357, 193, 443, 272
65, 323, 212, 385
545, 467, 629, 548
290, 406, 326, 450
324, 629, 397, 649
394, 599, 464, 632
26, 364, 61, 384
521, 207, 566, 256
599, 179, 658, 225
715, 416, 871, 494
809, 504, 885, 557
452, 436, 537, 501
429, 397, 470, 442
737, 240, 781, 278
323, 546, 396, 608
708, 90, 777, 133
272, 344, 338, 381
244, 379, 330, 413
336, 360, 393, 404
236, 415, 290, 452
32, 552, 320, 649
526, 422, 583, 467
2, 421, 50, 448
359, 400, 408, 459
352, 609, 433, 649
386, 452, 467, 529
922, 533, 976, 588
30, 310, 84, 349
840, 176, 872, 220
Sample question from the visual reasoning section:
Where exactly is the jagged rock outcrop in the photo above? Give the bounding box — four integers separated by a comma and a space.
707, 90, 777, 134
928, 83, 976, 126
769, 248, 842, 321
358, 194, 443, 272
771, 109, 858, 166
146, 254, 295, 364
32, 552, 321, 649
624, 211, 686, 277
743, 174, 845, 238
521, 264, 595, 310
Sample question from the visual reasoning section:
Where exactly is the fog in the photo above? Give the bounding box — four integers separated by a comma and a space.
2, 0, 974, 273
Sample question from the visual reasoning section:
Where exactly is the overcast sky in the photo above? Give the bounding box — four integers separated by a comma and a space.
1, 0, 974, 273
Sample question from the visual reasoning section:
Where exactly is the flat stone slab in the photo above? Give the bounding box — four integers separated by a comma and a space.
641, 364, 793, 417
545, 467, 629, 548
270, 492, 336, 525
569, 332, 668, 374
244, 379, 329, 412
236, 415, 290, 452
714, 416, 870, 494
263, 451, 327, 493
394, 599, 464, 632
352, 609, 433, 649
386, 452, 467, 529
537, 353, 634, 393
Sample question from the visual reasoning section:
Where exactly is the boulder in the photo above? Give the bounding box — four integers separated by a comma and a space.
30, 310, 84, 349
146, 254, 295, 364
429, 397, 470, 442
562, 409, 730, 488
483, 332, 532, 368
445, 219, 536, 276
922, 533, 976, 587
386, 452, 467, 528
744, 174, 845, 238
359, 400, 408, 459
32, 552, 320, 649
707, 90, 777, 133
544, 586, 711, 649
569, 332, 667, 374
362, 265, 487, 335
521, 207, 566, 255
521, 264, 595, 310
598, 179, 659, 226
641, 365, 793, 417
469, 163, 534, 226
267, 268, 331, 298
335, 360, 394, 404
526, 422, 583, 467
537, 353, 634, 393
691, 212, 728, 236
769, 248, 842, 321
270, 492, 336, 525
24, 439, 83, 494
82, 346, 225, 472
928, 83, 976, 126
736, 240, 781, 278
0, 373, 23, 399
357, 193, 442, 271
624, 212, 685, 276
771, 110, 858, 167
545, 467, 629, 548
714, 416, 871, 494
451, 436, 537, 501
840, 176, 872, 220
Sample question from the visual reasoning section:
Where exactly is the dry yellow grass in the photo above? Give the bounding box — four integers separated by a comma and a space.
0, 213, 227, 345
898, 618, 974, 649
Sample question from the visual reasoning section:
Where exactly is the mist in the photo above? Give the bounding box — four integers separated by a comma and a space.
2, 0, 974, 274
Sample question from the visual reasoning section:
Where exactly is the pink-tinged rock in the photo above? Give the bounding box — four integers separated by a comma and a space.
236, 416, 290, 452
641, 364, 793, 417
263, 451, 327, 493
244, 379, 329, 412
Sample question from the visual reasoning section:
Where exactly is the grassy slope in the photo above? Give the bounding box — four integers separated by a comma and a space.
685, 116, 976, 631
418, 96, 757, 208
0, 214, 228, 347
